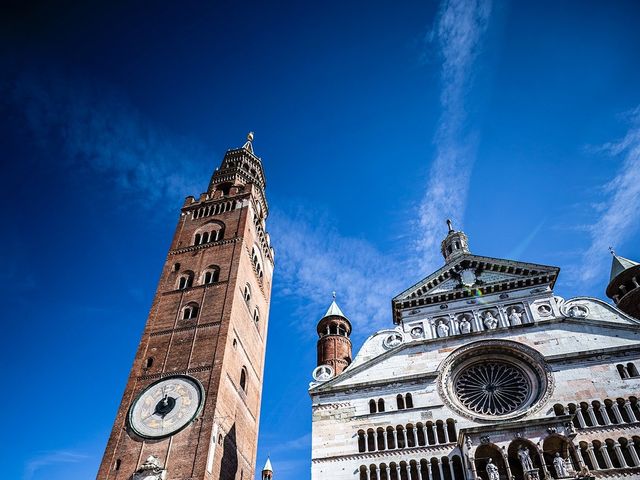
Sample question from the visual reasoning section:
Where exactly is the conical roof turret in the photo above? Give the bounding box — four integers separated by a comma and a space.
610, 251, 639, 282
606, 248, 640, 320
262, 457, 273, 473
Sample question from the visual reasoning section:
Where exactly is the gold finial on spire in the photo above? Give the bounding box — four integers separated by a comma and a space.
609, 246, 616, 256
247, 131, 254, 142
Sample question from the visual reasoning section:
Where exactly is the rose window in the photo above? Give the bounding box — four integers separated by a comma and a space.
438, 341, 553, 421
454, 361, 530, 415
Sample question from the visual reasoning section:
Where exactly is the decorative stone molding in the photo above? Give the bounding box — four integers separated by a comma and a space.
133, 455, 167, 480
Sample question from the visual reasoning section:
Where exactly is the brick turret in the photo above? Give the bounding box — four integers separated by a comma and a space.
316, 295, 352, 376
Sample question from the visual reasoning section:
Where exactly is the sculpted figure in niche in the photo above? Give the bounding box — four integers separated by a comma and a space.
553, 453, 570, 478
483, 311, 499, 330
509, 307, 524, 326
459, 316, 471, 334
436, 320, 450, 337
486, 458, 499, 480
518, 446, 535, 472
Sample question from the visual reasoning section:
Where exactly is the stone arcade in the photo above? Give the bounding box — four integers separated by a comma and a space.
309, 223, 640, 480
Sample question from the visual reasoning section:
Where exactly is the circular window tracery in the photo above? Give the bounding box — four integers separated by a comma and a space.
454, 361, 530, 415
437, 340, 553, 421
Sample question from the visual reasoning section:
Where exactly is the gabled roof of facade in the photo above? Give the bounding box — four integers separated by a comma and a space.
392, 254, 559, 324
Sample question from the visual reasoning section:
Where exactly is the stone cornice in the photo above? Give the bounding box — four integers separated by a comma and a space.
148, 321, 221, 337
311, 443, 457, 464
169, 237, 241, 256
137, 365, 212, 381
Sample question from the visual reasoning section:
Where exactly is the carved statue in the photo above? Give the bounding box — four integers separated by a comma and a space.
436, 320, 450, 337
518, 446, 535, 471
509, 308, 524, 326
553, 453, 570, 478
486, 458, 499, 480
483, 311, 499, 330
133, 455, 167, 480
459, 316, 472, 334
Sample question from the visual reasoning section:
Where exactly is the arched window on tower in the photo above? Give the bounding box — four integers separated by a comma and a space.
194, 221, 225, 245
369, 399, 377, 414
378, 399, 385, 412
244, 283, 252, 303
182, 302, 199, 320
628, 363, 640, 378
397, 394, 405, 410
253, 307, 260, 325
177, 271, 194, 290
202, 265, 220, 284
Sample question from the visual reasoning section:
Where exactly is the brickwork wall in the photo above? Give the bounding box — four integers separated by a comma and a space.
97, 147, 273, 480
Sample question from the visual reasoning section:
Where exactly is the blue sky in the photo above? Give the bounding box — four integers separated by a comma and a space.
1, 1, 640, 479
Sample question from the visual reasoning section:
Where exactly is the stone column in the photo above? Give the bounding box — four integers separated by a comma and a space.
437, 459, 445, 480
449, 460, 456, 479
373, 432, 379, 451
396, 465, 402, 480
449, 314, 459, 335
384, 432, 389, 450
405, 464, 412, 480
586, 446, 598, 470
413, 427, 419, 447
613, 442, 628, 467
600, 406, 612, 425
429, 321, 437, 339
574, 407, 587, 428
624, 401, 638, 422
392, 429, 398, 449
382, 464, 390, 480
503, 454, 514, 480
497, 307, 510, 328
472, 311, 483, 332
611, 403, 625, 423
417, 465, 424, 480
374, 466, 380, 480
627, 443, 640, 466
599, 445, 614, 469
403, 429, 409, 449
431, 425, 438, 444
586, 406, 598, 426
574, 447, 586, 470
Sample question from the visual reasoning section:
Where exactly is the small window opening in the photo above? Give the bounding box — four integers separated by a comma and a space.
114, 459, 121, 471
240, 367, 248, 392
145, 357, 153, 369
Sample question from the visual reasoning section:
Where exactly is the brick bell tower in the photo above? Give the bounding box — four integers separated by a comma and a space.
97, 133, 274, 480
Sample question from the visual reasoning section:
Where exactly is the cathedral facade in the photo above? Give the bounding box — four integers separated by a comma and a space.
309, 223, 640, 480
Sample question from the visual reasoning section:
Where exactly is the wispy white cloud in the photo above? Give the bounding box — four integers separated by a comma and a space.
270, 208, 405, 338
23, 450, 88, 480
416, 0, 492, 272
4, 69, 209, 209
580, 106, 640, 283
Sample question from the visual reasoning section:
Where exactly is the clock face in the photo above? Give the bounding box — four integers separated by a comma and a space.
129, 375, 204, 439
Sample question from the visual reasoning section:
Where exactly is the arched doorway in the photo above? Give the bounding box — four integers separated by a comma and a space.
475, 444, 508, 480
507, 439, 544, 480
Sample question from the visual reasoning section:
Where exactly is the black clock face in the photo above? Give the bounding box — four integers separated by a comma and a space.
128, 375, 204, 439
